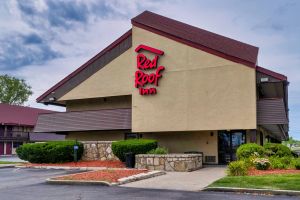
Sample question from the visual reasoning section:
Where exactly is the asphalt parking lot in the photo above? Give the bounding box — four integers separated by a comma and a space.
0, 168, 298, 200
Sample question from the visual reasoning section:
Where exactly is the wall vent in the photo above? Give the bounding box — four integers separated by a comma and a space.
205, 156, 216, 163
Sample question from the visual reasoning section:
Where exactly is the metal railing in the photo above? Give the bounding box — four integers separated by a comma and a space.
0, 131, 30, 141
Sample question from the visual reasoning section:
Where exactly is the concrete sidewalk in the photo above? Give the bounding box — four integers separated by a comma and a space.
0, 155, 25, 163
121, 166, 226, 191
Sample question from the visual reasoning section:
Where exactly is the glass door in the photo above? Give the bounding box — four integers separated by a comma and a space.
218, 131, 231, 164
218, 130, 246, 164
231, 131, 246, 161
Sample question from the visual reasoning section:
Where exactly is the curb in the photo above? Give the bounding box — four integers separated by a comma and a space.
46, 178, 112, 186
0, 164, 17, 169
118, 170, 166, 185
46, 170, 166, 186
16, 165, 108, 171
204, 187, 300, 196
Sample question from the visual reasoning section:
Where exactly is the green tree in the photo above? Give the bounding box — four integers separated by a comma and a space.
0, 74, 33, 105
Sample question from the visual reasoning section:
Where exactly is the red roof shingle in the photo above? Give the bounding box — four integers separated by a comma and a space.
0, 103, 55, 126
256, 66, 287, 81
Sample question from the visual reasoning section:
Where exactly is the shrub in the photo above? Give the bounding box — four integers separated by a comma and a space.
236, 143, 265, 160
269, 157, 286, 169
292, 151, 299, 158
269, 156, 295, 169
112, 139, 157, 162
280, 156, 293, 166
253, 158, 270, 170
264, 143, 292, 157
227, 161, 248, 176
16, 141, 83, 163
295, 159, 300, 170
147, 147, 168, 154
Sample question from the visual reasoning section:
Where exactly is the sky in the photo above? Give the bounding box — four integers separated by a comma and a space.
0, 0, 299, 138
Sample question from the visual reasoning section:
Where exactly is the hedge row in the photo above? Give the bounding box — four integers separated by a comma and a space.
16, 141, 83, 163
236, 143, 292, 160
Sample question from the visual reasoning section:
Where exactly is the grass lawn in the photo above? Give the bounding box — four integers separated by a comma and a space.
209, 174, 300, 191
0, 161, 20, 164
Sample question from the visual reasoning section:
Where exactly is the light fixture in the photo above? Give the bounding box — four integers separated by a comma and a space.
260, 77, 269, 82
49, 97, 56, 102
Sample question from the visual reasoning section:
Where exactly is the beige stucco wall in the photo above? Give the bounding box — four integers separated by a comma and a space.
143, 131, 218, 163
132, 26, 257, 132
59, 48, 134, 101
66, 130, 218, 163
66, 96, 131, 112
58, 26, 257, 133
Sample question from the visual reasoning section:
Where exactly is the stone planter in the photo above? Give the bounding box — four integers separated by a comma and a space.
135, 154, 202, 172
81, 141, 118, 161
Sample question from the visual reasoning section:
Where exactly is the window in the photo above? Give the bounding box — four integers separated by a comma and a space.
7, 126, 13, 137
124, 133, 143, 140
0, 126, 4, 136
13, 142, 23, 148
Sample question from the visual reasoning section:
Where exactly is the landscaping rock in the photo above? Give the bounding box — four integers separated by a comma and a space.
81, 141, 119, 161
136, 154, 202, 172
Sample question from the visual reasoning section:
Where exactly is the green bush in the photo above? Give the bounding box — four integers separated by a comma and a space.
295, 159, 300, 170
269, 157, 286, 169
227, 161, 248, 176
147, 147, 168, 154
236, 143, 265, 160
280, 156, 293, 166
269, 156, 295, 169
253, 158, 271, 170
16, 141, 83, 163
112, 139, 157, 162
264, 143, 292, 157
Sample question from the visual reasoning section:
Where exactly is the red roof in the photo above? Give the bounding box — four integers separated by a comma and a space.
132, 11, 259, 68
0, 103, 55, 126
256, 66, 287, 81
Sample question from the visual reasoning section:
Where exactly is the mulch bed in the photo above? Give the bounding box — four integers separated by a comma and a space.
25, 160, 125, 168
54, 169, 148, 183
248, 168, 300, 176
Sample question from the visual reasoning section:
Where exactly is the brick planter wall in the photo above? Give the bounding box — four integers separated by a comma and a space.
81, 141, 118, 161
135, 154, 203, 172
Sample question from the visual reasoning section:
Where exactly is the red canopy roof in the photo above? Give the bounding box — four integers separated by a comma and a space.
256, 66, 287, 81
0, 103, 55, 126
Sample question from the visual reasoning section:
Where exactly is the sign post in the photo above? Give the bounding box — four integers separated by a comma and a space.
74, 145, 79, 162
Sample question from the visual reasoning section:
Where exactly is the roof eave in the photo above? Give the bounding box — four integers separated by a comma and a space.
256, 66, 287, 81
131, 21, 257, 69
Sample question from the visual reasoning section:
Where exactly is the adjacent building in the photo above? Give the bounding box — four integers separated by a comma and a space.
34, 11, 289, 164
0, 103, 64, 155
